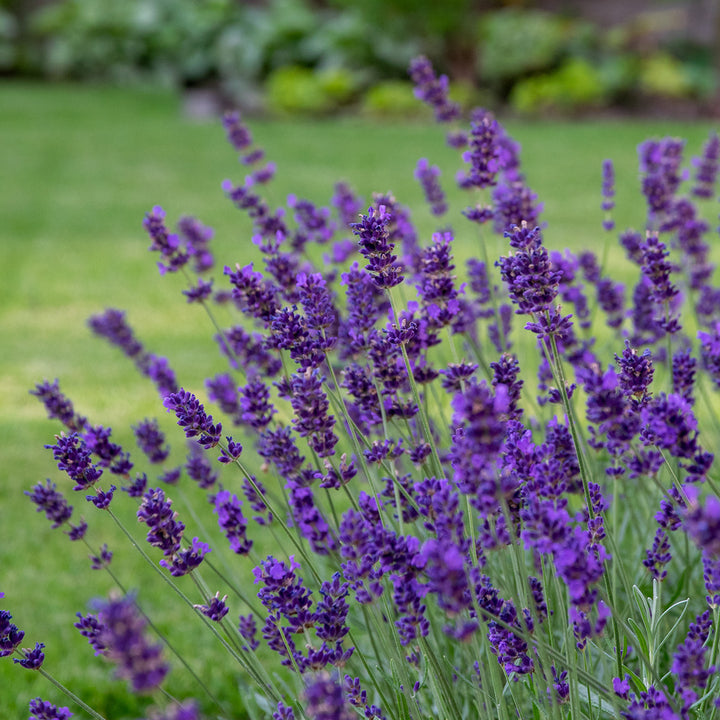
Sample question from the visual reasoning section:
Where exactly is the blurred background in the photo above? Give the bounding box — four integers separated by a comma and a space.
1, 0, 719, 119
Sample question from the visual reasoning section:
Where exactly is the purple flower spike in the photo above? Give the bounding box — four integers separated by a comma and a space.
0, 609, 25, 656
222, 110, 253, 152
691, 131, 720, 199
238, 378, 276, 429
90, 544, 113, 570
185, 441, 218, 489
218, 436, 243, 464
67, 520, 88, 541
415, 158, 447, 216
213, 488, 253, 555
177, 215, 214, 273
351, 206, 404, 289
91, 593, 169, 693
195, 592, 229, 622
143, 205, 188, 275
14, 642, 45, 669
671, 610, 715, 706
86, 485, 116, 509
601, 159, 615, 230
497, 222, 561, 315
30, 379, 87, 431
273, 702, 296, 720
164, 389, 222, 449
87, 308, 144, 359
304, 672, 355, 720
160, 537, 210, 577
682, 489, 720, 557
239, 614, 260, 651
458, 110, 501, 190
26, 479, 73, 528
45, 433, 103, 490
698, 321, 720, 387
28, 698, 73, 720
224, 263, 280, 323
132, 418, 170, 463
290, 369, 338, 458
408, 55, 460, 123
137, 487, 185, 558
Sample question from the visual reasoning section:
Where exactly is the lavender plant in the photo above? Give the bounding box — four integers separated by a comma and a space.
7, 57, 720, 720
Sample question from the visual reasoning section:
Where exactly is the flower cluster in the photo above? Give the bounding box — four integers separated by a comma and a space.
17, 53, 720, 720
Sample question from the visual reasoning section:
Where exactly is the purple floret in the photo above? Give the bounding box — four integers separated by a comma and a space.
90, 593, 169, 693
28, 698, 73, 720
13, 642, 45, 669
26, 479, 73, 528
164, 388, 222, 449
351, 205, 404, 289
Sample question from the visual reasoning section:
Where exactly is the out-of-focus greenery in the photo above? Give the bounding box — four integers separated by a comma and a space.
3, 0, 718, 116
510, 58, 607, 115
265, 64, 360, 115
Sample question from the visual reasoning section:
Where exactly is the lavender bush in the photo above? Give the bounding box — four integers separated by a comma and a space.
5, 57, 720, 720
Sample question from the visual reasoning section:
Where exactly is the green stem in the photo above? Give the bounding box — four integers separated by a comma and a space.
36, 668, 108, 720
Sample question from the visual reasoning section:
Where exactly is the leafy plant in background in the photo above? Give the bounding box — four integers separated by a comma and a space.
29, 0, 239, 87
4, 55, 720, 720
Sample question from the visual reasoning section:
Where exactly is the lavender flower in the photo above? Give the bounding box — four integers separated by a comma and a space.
185, 441, 218, 488
143, 206, 188, 275
458, 110, 501, 190
90, 543, 113, 570
195, 593, 229, 622
638, 137, 685, 220
498, 222, 561, 315
601, 159, 615, 230
304, 672, 355, 720
691, 131, 720, 199
0, 609, 25, 656
332, 181, 364, 229
87, 308, 144, 358
224, 262, 280, 322
28, 698, 73, 720
85, 484, 116, 510
639, 231, 680, 333
351, 206, 403, 289
137, 487, 185, 558
671, 610, 715, 707
13, 642, 45, 670
132, 418, 170, 463
408, 56, 460, 123
177, 215, 214, 272
30, 379, 86, 431
492, 181, 543, 234
160, 537, 210, 577
26, 480, 73, 528
90, 593, 169, 693
698, 321, 720, 387
414, 158, 447, 215
213, 488, 252, 555
164, 389, 222, 449
682, 488, 720, 557
290, 369, 338, 458
45, 432, 103, 490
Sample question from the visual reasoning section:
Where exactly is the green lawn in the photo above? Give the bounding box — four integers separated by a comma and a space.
0, 80, 717, 719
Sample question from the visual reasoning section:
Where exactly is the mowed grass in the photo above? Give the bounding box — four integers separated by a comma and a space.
0, 80, 717, 718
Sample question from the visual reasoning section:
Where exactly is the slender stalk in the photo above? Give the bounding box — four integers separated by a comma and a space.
36, 668, 108, 720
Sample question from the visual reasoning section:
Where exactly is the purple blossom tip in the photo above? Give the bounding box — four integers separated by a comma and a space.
164, 389, 222, 449
29, 698, 73, 720
14, 642, 45, 669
